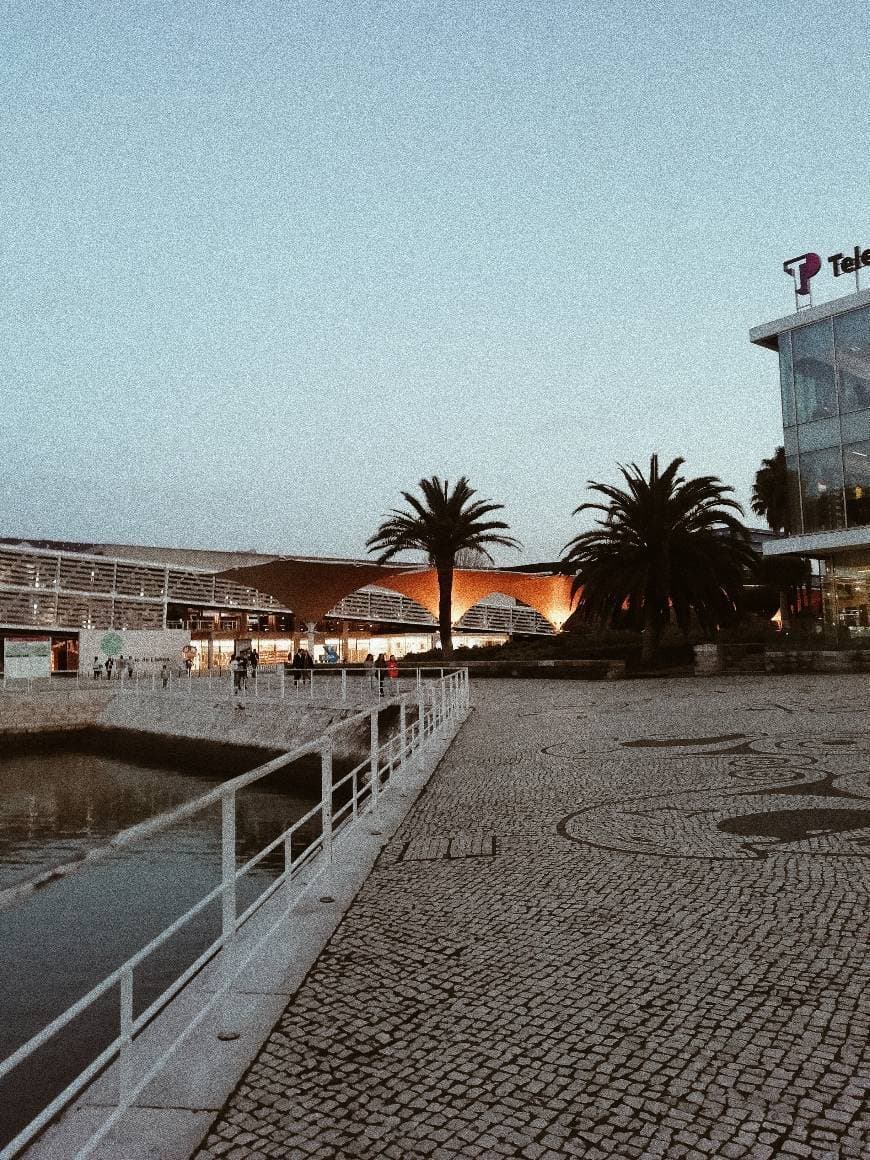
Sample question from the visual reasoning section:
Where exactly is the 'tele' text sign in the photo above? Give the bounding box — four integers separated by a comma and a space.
784, 246, 870, 297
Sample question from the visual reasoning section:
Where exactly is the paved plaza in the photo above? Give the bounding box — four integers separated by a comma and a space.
196, 676, 870, 1159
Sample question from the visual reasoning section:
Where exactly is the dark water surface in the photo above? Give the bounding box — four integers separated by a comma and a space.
0, 729, 324, 1149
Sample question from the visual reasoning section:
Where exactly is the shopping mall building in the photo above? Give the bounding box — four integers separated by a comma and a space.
0, 538, 575, 673
751, 256, 870, 634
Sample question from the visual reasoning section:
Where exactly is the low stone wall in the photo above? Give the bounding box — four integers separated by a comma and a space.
0, 690, 111, 737
464, 659, 625, 680
764, 649, 870, 673
0, 690, 363, 758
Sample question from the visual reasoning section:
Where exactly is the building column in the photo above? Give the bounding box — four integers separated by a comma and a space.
306, 621, 317, 653
206, 634, 214, 669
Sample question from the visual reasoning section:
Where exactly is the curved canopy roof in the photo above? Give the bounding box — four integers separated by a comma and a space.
216, 558, 576, 629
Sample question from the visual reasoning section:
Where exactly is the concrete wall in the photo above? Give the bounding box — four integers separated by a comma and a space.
0, 689, 366, 760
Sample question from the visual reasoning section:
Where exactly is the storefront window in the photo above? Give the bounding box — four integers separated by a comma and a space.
834, 306, 870, 414
779, 331, 795, 427
793, 320, 836, 423
799, 445, 845, 532
842, 440, 870, 527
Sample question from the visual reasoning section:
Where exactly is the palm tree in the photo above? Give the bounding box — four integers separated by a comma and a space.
367, 476, 521, 658
562, 455, 757, 666
751, 447, 790, 534
751, 447, 795, 628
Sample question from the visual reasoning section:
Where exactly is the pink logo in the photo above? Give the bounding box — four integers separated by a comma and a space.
783, 252, 822, 296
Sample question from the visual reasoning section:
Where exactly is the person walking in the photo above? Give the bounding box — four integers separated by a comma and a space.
117, 655, 124, 680
387, 654, 399, 694
231, 655, 242, 694
250, 649, 259, 676
374, 652, 387, 696
160, 662, 170, 689
105, 656, 114, 681
292, 650, 304, 687
92, 656, 103, 680
364, 653, 375, 689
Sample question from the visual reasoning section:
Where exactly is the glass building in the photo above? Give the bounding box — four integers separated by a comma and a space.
751, 287, 870, 634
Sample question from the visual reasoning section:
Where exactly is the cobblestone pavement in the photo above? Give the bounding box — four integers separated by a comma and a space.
196, 676, 870, 1160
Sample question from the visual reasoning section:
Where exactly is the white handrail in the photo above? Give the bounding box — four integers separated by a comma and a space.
0, 667, 470, 1159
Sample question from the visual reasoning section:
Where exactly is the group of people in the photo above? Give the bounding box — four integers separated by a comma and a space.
363, 652, 400, 694
284, 649, 315, 686
91, 654, 135, 680
229, 648, 259, 692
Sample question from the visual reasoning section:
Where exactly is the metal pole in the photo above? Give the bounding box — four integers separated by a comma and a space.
218, 791, 239, 1038
320, 741, 333, 899
370, 708, 379, 812
119, 966, 134, 1103
280, 666, 285, 700
341, 667, 347, 704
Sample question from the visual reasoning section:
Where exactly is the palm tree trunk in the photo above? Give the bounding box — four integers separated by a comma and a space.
436, 560, 454, 659
641, 605, 660, 667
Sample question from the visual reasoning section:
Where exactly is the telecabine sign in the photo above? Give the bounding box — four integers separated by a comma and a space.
784, 245, 870, 298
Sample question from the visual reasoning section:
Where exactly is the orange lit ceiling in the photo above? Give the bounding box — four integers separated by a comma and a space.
217, 559, 576, 630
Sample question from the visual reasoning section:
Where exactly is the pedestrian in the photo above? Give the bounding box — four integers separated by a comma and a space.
92, 656, 103, 680
364, 653, 375, 689
375, 652, 387, 695
292, 650, 304, 687
117, 655, 124, 680
231, 655, 242, 694
127, 657, 134, 679
105, 656, 114, 680
250, 649, 259, 676
160, 662, 170, 689
387, 654, 399, 693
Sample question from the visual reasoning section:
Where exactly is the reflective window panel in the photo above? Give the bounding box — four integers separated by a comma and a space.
838, 408, 870, 445
842, 440, 870, 527
797, 417, 840, 453
778, 331, 795, 427
785, 454, 802, 534
792, 319, 836, 423
834, 306, 870, 414
798, 445, 845, 532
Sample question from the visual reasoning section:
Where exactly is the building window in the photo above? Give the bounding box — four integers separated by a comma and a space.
785, 455, 802, 533
834, 306, 870, 415
798, 445, 845, 532
842, 440, 870, 527
793, 319, 836, 423
779, 331, 795, 427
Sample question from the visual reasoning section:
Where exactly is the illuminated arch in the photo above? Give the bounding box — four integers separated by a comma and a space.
216, 560, 577, 631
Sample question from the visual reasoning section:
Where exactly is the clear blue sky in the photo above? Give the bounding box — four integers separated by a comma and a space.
3, 1, 868, 562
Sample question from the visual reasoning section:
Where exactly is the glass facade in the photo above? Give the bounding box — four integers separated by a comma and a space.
778, 304, 870, 533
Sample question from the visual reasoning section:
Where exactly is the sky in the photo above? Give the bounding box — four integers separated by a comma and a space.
3, 1, 869, 564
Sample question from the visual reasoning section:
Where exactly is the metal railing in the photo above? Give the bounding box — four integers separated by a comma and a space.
0, 665, 458, 711
0, 668, 470, 1159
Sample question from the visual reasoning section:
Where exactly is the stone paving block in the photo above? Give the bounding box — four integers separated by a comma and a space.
192, 677, 870, 1160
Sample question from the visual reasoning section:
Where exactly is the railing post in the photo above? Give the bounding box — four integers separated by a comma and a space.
370, 708, 379, 813
119, 966, 134, 1104
440, 678, 449, 738
309, 669, 314, 703
320, 740, 334, 900
218, 791, 239, 1038
398, 696, 408, 794
417, 685, 426, 772
341, 667, 347, 705
284, 828, 294, 910
280, 666, 285, 700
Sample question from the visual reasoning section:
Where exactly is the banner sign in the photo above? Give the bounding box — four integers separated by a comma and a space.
4, 637, 52, 680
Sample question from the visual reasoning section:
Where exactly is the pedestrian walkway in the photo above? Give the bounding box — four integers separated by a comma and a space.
195, 676, 870, 1159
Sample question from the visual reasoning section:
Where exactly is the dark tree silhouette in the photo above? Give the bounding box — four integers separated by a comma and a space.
751, 446, 790, 534
562, 455, 757, 665
367, 476, 520, 658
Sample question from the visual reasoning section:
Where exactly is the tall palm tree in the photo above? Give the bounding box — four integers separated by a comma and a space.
562, 455, 757, 666
367, 476, 521, 658
751, 447, 790, 534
